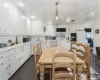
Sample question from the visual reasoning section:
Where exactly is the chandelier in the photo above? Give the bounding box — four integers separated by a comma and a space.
54, 2, 60, 25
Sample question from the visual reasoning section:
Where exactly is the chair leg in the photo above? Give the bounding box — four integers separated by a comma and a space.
50, 70, 52, 80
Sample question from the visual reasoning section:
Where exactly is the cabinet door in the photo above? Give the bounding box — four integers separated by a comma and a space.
26, 17, 32, 35
0, 0, 3, 33
13, 7, 25, 35
9, 59, 18, 77
2, 0, 14, 34
0, 64, 9, 80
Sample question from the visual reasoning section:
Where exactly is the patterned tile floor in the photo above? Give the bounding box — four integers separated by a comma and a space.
82, 67, 99, 80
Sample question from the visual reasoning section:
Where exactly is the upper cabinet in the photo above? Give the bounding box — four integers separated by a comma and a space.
0, 0, 3, 33
26, 17, 32, 35
0, 0, 31, 35
13, 7, 26, 35
2, 0, 14, 34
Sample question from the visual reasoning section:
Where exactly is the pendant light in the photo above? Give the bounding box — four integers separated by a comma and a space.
54, 2, 60, 25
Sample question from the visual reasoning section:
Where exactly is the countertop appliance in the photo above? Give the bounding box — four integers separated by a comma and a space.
0, 43, 6, 48
23, 38, 31, 42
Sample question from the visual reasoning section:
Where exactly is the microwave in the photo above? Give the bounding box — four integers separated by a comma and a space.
23, 38, 31, 42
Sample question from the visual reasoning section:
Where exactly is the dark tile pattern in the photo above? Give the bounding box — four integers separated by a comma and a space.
91, 49, 100, 80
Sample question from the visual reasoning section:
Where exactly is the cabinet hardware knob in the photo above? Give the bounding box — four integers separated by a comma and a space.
1, 63, 3, 65
1, 57, 3, 58
7, 67, 9, 70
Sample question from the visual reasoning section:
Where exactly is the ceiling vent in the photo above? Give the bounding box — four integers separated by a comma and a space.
71, 20, 75, 22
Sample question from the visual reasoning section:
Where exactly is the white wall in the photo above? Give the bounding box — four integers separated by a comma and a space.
0, 35, 23, 43
32, 20, 44, 36
92, 19, 100, 47
45, 24, 55, 36
69, 22, 93, 33
26, 17, 32, 35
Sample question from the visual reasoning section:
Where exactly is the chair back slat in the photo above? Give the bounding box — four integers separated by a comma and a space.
52, 51, 76, 80
54, 64, 73, 69
54, 53, 74, 58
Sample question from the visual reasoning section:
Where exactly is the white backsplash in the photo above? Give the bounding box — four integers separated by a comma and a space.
0, 35, 23, 44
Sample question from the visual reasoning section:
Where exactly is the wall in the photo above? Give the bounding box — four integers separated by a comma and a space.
45, 24, 56, 36
32, 20, 44, 36
92, 18, 100, 54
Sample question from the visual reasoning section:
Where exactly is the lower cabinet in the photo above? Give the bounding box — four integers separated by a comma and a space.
0, 43, 31, 80
0, 64, 9, 80
9, 59, 18, 77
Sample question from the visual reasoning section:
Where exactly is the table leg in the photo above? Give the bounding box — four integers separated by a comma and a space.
77, 65, 82, 80
40, 65, 44, 80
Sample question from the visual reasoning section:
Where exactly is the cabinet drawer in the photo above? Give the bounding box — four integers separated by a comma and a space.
0, 57, 9, 68
0, 51, 10, 61
9, 53, 17, 61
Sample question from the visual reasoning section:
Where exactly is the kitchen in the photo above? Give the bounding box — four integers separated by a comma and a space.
0, 0, 100, 80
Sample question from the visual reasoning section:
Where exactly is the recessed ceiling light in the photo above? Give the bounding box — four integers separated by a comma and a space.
19, 1, 25, 7
4, 3, 9, 7
49, 21, 52, 24
31, 15, 36, 19
21, 16, 25, 19
66, 18, 70, 22
88, 12, 94, 16
90, 8, 93, 10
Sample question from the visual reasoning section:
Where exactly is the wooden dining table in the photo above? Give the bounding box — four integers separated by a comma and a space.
38, 47, 85, 80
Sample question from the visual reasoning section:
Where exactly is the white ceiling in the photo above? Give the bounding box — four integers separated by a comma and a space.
11, 0, 100, 24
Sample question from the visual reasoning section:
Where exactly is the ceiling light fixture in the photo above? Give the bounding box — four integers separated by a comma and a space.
31, 15, 36, 19
90, 8, 92, 10
66, 17, 70, 22
88, 12, 94, 16
19, 1, 25, 7
54, 2, 60, 25
49, 21, 52, 24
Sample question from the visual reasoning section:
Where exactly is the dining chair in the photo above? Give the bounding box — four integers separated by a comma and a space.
78, 43, 90, 80
70, 41, 78, 52
71, 42, 90, 80
37, 42, 42, 55
34, 44, 52, 80
52, 52, 76, 80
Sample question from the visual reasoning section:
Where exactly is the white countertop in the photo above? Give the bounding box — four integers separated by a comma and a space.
0, 43, 23, 53
0, 41, 33, 53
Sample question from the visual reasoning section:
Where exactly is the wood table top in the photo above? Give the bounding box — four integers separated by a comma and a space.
38, 47, 84, 64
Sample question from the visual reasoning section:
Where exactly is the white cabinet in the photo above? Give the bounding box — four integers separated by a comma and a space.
9, 59, 18, 77
0, 64, 9, 80
0, 0, 3, 33
13, 7, 26, 35
2, 0, 14, 34
24, 44, 31, 60
0, 43, 31, 80
26, 17, 32, 35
